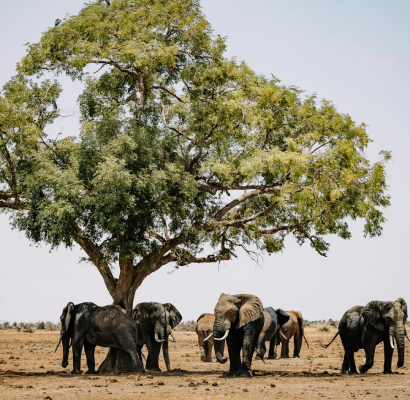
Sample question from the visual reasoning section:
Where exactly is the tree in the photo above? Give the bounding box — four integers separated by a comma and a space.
0, 0, 389, 371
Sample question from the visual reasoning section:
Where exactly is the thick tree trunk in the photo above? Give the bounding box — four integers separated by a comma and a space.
98, 258, 145, 374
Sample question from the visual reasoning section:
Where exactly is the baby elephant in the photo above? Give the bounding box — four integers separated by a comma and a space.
55, 302, 144, 374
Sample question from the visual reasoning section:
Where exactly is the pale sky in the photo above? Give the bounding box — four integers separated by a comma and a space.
0, 0, 409, 324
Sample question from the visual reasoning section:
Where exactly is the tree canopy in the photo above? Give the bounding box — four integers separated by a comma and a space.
0, 0, 390, 311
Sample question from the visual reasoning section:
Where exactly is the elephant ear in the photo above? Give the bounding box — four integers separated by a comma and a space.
237, 295, 264, 329
396, 298, 408, 323
133, 302, 152, 328
276, 308, 290, 328
60, 302, 74, 334
362, 301, 385, 331
165, 303, 182, 329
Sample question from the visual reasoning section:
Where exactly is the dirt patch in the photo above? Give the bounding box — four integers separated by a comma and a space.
0, 327, 409, 399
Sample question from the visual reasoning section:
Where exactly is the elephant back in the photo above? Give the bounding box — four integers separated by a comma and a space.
196, 313, 215, 332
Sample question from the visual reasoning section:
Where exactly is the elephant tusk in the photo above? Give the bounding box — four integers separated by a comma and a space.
389, 334, 394, 349
155, 332, 167, 343
169, 332, 176, 342
54, 335, 63, 353
279, 330, 287, 340
204, 332, 213, 342
214, 330, 229, 341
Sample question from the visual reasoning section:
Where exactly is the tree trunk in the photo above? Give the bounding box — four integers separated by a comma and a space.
98, 258, 144, 373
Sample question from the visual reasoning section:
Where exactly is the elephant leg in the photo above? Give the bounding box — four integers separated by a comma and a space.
241, 323, 256, 377
226, 334, 241, 376
71, 335, 85, 374
293, 331, 301, 358
383, 337, 394, 374
341, 353, 349, 374
198, 332, 207, 362
340, 335, 357, 374
267, 337, 276, 359
84, 342, 97, 374
145, 333, 161, 371
206, 339, 214, 362
115, 331, 145, 372
281, 338, 289, 358
136, 344, 144, 364
359, 335, 378, 374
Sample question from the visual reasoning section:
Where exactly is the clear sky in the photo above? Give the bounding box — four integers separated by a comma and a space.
0, 0, 409, 323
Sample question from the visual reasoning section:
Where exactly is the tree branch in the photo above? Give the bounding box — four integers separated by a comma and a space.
70, 224, 117, 297
210, 200, 279, 228
296, 225, 327, 257
152, 85, 185, 103
212, 186, 280, 221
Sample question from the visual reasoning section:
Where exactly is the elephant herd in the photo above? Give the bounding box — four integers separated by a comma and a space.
55, 294, 409, 377
195, 294, 308, 377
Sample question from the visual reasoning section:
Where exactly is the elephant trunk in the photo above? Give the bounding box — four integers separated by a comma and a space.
214, 340, 227, 364
256, 334, 266, 359
162, 339, 171, 371
395, 323, 405, 368
61, 334, 70, 368
213, 321, 228, 364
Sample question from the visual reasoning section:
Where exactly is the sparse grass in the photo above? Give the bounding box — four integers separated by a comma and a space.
0, 321, 59, 332
175, 321, 196, 332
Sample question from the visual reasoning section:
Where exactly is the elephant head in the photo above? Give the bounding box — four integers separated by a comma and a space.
211, 294, 263, 364
133, 302, 182, 370
55, 302, 75, 369
362, 298, 407, 368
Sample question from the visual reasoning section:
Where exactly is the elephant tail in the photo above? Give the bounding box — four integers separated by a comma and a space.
303, 332, 310, 349
297, 312, 306, 354
320, 332, 339, 349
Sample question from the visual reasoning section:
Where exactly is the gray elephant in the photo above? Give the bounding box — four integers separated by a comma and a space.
196, 313, 226, 362
55, 302, 144, 374
133, 302, 182, 371
256, 307, 290, 360
208, 293, 264, 377
322, 298, 408, 374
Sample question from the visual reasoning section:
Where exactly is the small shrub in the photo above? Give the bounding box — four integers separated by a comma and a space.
23, 327, 34, 333
45, 321, 59, 331
174, 320, 196, 332
319, 326, 330, 332
36, 321, 45, 330
3, 322, 10, 329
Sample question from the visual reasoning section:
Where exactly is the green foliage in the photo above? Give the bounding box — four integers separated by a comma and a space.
0, 0, 391, 302
319, 326, 330, 332
36, 321, 45, 330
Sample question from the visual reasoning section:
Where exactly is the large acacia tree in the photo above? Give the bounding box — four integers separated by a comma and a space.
1, 1, 389, 319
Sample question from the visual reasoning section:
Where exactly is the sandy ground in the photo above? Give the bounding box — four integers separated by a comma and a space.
0, 327, 409, 399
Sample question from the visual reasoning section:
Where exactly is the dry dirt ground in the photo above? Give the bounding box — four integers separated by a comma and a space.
1, 327, 409, 399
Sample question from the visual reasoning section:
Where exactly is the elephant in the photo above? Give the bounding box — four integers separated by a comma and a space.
133, 302, 182, 371
321, 298, 408, 374
208, 293, 264, 377
195, 313, 225, 362
256, 307, 290, 360
275, 310, 309, 358
55, 302, 144, 374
